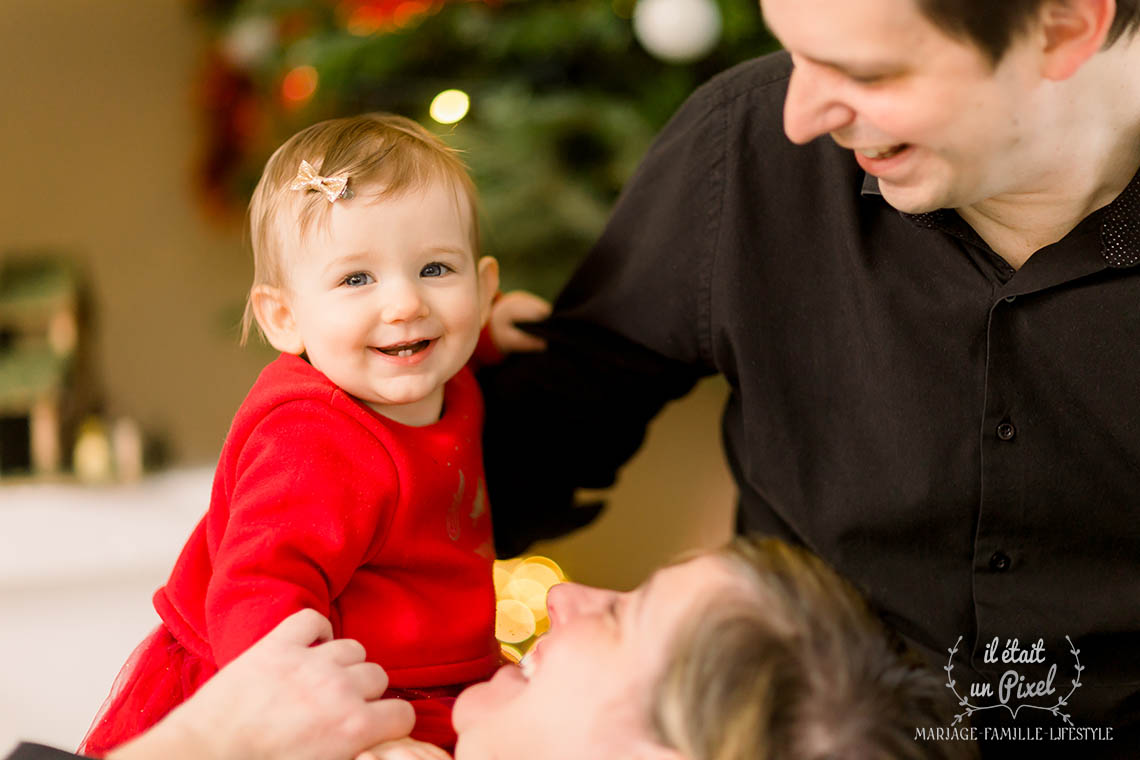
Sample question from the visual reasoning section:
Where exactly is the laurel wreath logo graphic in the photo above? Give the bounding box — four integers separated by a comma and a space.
944, 635, 1084, 726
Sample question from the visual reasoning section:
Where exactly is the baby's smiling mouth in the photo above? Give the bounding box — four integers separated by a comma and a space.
374, 339, 433, 358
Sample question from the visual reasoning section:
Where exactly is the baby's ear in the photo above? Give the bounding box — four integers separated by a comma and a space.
249, 285, 305, 355
476, 256, 500, 326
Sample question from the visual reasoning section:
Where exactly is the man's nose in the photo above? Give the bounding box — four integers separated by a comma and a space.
782, 58, 856, 145
545, 582, 618, 628
380, 278, 428, 323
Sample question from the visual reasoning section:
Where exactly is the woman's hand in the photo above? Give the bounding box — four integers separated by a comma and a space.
108, 609, 415, 760
488, 290, 552, 354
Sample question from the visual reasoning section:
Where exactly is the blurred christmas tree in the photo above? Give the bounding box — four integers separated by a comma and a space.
194, 0, 776, 295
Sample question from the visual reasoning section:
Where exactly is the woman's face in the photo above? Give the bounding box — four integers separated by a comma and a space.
452, 556, 750, 760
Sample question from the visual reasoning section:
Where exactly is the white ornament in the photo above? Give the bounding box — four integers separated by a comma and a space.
633, 0, 722, 63
222, 15, 276, 69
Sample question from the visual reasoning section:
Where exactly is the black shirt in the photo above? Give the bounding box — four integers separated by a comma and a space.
480, 52, 1140, 749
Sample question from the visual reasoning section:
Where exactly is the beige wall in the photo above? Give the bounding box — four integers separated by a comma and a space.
2, 0, 735, 588
3, 0, 268, 463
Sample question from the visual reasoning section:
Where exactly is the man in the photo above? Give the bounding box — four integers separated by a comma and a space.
479, 0, 1140, 754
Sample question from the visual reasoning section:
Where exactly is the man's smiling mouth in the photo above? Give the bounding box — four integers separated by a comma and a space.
374, 339, 433, 358
858, 143, 908, 159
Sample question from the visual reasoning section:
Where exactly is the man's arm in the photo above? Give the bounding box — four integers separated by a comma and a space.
480, 74, 730, 557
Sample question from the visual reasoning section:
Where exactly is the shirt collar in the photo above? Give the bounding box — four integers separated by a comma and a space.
860, 169, 1140, 269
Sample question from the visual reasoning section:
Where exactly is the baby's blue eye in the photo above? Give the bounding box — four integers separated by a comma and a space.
420, 262, 451, 278
342, 272, 373, 287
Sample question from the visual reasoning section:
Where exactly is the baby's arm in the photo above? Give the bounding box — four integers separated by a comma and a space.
204, 402, 397, 665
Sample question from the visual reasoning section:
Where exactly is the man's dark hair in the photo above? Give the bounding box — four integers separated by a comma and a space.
918, 0, 1140, 64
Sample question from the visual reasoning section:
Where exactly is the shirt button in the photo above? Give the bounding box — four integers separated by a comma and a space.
1004, 295, 1017, 303
996, 422, 1016, 441
989, 551, 1011, 572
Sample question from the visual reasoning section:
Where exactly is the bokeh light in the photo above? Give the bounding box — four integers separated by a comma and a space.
281, 65, 318, 105
429, 89, 470, 124
494, 555, 567, 656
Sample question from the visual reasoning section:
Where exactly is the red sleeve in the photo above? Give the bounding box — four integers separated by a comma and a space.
205, 401, 397, 666
470, 322, 505, 369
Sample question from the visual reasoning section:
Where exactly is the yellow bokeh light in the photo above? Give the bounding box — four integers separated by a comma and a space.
494, 555, 566, 648
519, 555, 566, 581
504, 578, 549, 622
493, 563, 514, 595
496, 599, 536, 643
429, 89, 470, 125
511, 561, 561, 591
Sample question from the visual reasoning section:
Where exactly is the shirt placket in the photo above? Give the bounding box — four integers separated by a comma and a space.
971, 291, 1026, 670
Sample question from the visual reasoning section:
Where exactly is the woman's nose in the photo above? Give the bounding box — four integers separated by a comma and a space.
380, 278, 428, 323
545, 582, 618, 628
782, 57, 856, 145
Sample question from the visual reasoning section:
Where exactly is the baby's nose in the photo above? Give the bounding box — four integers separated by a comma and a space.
380, 280, 427, 322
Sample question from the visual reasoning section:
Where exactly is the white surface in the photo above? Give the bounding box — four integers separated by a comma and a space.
0, 468, 212, 755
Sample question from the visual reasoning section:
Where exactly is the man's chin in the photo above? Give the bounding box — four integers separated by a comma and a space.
878, 181, 947, 215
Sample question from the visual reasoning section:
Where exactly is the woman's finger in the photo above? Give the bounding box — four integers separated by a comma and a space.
356, 700, 417, 750
265, 608, 334, 646
313, 636, 368, 666
346, 661, 391, 699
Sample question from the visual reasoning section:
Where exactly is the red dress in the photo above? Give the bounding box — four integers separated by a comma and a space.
81, 354, 499, 755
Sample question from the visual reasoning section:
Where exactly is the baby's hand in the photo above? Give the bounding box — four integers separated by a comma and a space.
355, 737, 453, 760
489, 290, 551, 354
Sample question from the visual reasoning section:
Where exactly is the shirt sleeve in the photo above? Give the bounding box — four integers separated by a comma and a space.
205, 401, 397, 666
3, 745, 86, 760
480, 78, 726, 557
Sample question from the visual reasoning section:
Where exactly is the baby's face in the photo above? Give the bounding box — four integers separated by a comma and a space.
282, 179, 494, 425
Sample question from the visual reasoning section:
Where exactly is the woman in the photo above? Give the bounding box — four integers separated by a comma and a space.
451, 538, 972, 760
5, 538, 972, 760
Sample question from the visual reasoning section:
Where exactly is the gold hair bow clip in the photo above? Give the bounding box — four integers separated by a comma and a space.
290, 160, 353, 202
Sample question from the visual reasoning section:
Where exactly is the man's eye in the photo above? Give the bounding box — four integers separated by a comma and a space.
847, 71, 890, 85
342, 272, 373, 287
420, 262, 452, 278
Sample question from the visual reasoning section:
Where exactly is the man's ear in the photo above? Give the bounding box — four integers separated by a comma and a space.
249, 285, 305, 355
476, 256, 500, 327
1036, 0, 1114, 80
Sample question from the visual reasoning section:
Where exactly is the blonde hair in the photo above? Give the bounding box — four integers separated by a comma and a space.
651, 537, 976, 760
241, 113, 479, 344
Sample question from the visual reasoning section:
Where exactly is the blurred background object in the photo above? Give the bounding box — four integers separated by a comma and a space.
192, 0, 776, 296
1, 0, 774, 751
0, 256, 83, 478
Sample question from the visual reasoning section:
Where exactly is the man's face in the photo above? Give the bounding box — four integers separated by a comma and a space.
761, 0, 1047, 214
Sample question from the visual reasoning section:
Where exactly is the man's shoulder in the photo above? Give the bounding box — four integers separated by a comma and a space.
680, 50, 792, 121
707, 50, 793, 100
